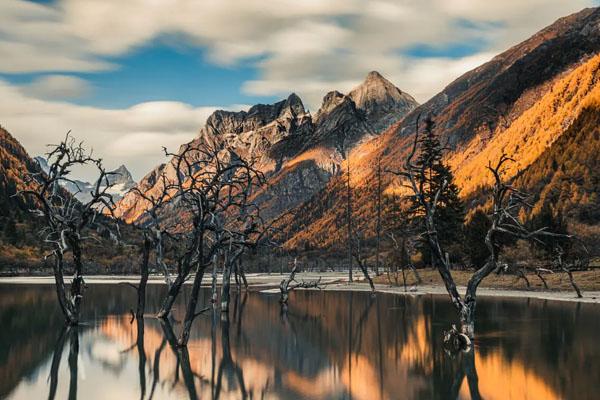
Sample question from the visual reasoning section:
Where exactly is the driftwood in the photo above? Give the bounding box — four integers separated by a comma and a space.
279, 259, 322, 312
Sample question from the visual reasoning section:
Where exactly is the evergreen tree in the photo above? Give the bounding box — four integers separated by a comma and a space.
410, 117, 465, 265
464, 209, 491, 268
529, 203, 570, 255
3, 217, 18, 246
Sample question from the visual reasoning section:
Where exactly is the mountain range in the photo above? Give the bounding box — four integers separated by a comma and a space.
2, 6, 600, 258
112, 70, 418, 222
34, 156, 135, 203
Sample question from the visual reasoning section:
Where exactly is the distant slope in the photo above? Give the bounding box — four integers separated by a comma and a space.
280, 7, 600, 250
514, 103, 600, 224
35, 156, 135, 203
0, 126, 39, 214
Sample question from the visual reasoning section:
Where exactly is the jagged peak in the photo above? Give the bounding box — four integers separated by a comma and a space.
282, 92, 307, 117
364, 70, 386, 82
112, 164, 130, 174
320, 90, 346, 107
349, 70, 418, 110
351, 71, 403, 97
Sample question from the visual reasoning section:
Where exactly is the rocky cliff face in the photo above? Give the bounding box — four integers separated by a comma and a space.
114, 72, 416, 223
194, 93, 313, 172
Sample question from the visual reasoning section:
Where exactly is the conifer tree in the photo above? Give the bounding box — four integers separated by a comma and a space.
2, 217, 18, 246
410, 117, 465, 265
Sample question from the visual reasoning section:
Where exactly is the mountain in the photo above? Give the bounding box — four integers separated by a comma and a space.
348, 71, 418, 133
34, 156, 135, 203
0, 126, 40, 215
114, 72, 417, 222
279, 7, 600, 250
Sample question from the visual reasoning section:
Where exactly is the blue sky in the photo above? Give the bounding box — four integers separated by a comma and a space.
1, 41, 276, 108
0, 0, 597, 179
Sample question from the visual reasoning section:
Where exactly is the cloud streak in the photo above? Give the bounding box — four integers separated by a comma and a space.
20, 75, 92, 100
1, 1, 594, 92
0, 0, 597, 180
0, 79, 233, 180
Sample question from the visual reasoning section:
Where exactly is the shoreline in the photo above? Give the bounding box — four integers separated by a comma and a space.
1, 273, 599, 304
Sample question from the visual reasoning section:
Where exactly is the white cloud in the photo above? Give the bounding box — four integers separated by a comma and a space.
21, 75, 92, 100
0, 0, 597, 179
0, 79, 237, 181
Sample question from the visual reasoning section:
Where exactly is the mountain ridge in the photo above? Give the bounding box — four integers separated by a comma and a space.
113, 71, 418, 222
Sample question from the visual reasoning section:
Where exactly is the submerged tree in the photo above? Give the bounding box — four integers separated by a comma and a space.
20, 133, 118, 325
125, 173, 176, 319
392, 116, 570, 342
151, 140, 265, 347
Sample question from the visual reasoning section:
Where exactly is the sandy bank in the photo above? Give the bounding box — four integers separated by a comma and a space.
1, 272, 599, 304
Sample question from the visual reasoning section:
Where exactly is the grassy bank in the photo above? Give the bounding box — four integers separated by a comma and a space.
374, 268, 600, 292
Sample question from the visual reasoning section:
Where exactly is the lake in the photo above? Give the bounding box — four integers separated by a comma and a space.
0, 283, 598, 399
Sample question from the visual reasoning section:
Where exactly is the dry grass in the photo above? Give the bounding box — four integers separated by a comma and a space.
374, 268, 600, 292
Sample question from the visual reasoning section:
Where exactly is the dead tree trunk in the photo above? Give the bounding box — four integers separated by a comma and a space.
535, 268, 551, 289
221, 248, 244, 313
556, 246, 583, 298
211, 253, 219, 304
67, 234, 86, 324
156, 251, 194, 319
67, 328, 79, 400
221, 252, 233, 312
179, 260, 210, 347
136, 318, 147, 399
279, 258, 299, 311
136, 233, 152, 319
375, 156, 382, 276
352, 235, 375, 295
279, 258, 321, 312
347, 161, 353, 282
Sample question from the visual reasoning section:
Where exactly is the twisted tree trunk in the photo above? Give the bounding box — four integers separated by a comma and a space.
136, 233, 152, 319
179, 262, 207, 347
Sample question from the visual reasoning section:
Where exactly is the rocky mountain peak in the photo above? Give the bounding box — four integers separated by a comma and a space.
364, 70, 386, 82
349, 71, 419, 133
314, 91, 351, 122
107, 164, 135, 187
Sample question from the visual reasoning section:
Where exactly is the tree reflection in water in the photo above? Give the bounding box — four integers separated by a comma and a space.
0, 284, 599, 400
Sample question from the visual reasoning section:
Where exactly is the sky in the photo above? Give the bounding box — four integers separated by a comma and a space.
1, 0, 598, 181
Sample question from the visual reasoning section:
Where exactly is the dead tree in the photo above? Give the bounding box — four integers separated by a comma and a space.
391, 116, 569, 341
279, 258, 321, 312
346, 160, 353, 282
220, 213, 268, 313
375, 155, 382, 276
535, 268, 552, 289
20, 133, 118, 325
554, 245, 584, 298
387, 232, 421, 291
125, 172, 179, 319
351, 233, 376, 294
151, 141, 264, 347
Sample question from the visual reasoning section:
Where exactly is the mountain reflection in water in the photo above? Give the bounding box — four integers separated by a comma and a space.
0, 284, 598, 399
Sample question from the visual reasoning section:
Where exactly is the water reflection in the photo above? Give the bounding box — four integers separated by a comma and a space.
0, 284, 599, 399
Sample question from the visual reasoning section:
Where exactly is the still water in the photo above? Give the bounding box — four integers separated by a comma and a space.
0, 284, 598, 399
